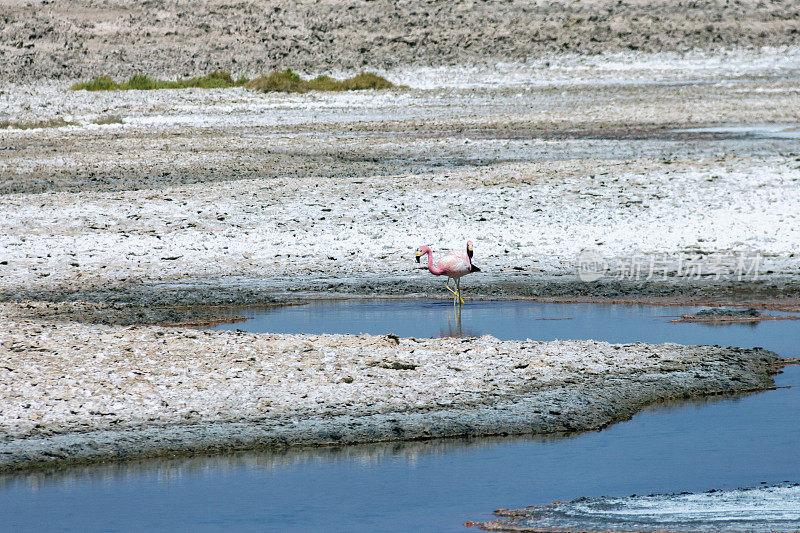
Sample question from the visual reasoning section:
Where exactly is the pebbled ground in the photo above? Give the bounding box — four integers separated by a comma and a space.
1, 0, 800, 82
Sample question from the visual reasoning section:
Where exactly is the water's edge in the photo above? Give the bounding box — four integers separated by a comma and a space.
478, 483, 800, 532
0, 347, 788, 475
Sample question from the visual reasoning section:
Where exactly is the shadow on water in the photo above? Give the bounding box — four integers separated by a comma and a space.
2, 300, 799, 532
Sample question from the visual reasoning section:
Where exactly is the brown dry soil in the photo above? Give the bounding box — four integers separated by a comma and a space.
1, 0, 799, 82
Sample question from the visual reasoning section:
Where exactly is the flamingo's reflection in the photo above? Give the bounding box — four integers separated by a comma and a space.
439, 305, 477, 338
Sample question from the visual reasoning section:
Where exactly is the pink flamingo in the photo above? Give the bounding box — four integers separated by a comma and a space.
415, 241, 481, 305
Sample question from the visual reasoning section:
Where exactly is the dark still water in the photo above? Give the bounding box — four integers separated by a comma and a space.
1, 300, 799, 532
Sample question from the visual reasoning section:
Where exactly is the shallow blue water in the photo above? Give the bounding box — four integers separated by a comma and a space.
213, 299, 800, 356
2, 300, 799, 532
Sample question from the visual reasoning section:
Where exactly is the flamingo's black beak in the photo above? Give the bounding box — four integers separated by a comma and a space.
467, 246, 473, 260
471, 264, 481, 272
415, 252, 421, 263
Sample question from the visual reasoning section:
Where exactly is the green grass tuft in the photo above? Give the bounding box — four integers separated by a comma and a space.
246, 70, 397, 93
180, 70, 245, 89
306, 75, 339, 92
337, 72, 397, 91
244, 69, 306, 93
126, 74, 159, 90
71, 71, 249, 91
70, 70, 396, 93
71, 76, 117, 91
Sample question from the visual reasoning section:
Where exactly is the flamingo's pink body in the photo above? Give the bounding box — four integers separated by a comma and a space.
418, 247, 473, 279
416, 241, 480, 304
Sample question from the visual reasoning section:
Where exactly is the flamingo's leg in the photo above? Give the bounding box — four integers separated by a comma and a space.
456, 278, 465, 305
445, 278, 459, 305
445, 278, 458, 296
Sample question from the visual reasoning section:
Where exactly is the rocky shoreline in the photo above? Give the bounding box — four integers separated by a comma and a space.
0, 300, 792, 473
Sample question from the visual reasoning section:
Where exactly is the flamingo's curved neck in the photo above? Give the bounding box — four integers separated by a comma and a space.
422, 248, 445, 275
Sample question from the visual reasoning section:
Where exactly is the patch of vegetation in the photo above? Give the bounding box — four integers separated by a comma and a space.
244, 69, 306, 93
74, 75, 117, 91
70, 69, 398, 94
245, 69, 397, 93
71, 71, 248, 91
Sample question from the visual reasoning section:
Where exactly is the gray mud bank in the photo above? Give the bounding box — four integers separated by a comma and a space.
0, 300, 792, 473
7, 275, 800, 327
0, 359, 785, 473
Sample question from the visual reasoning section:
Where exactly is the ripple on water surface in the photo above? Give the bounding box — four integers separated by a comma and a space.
485, 484, 800, 532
